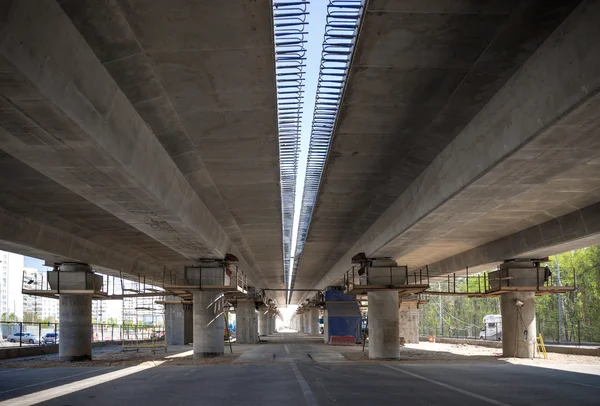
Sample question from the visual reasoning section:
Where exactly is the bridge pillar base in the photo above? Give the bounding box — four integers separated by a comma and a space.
399, 302, 420, 344
59, 294, 92, 361
368, 291, 400, 359
236, 301, 258, 344
193, 291, 224, 359
309, 308, 320, 336
501, 292, 536, 358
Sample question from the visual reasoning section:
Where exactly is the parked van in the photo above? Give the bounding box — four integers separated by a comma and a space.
479, 314, 502, 340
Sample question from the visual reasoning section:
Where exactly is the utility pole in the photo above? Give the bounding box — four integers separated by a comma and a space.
555, 256, 562, 343
439, 282, 443, 336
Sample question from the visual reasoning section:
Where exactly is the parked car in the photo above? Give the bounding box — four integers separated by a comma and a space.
7, 332, 40, 344
43, 333, 59, 345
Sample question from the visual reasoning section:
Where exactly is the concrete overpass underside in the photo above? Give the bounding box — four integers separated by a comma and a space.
296, 0, 600, 300
0, 0, 286, 302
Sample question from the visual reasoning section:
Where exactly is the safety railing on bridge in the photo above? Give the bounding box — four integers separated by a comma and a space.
343, 265, 429, 295
163, 264, 248, 301
424, 266, 576, 297
22, 269, 110, 299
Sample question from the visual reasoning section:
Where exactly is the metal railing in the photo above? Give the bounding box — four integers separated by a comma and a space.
273, 0, 308, 292
344, 265, 428, 291
537, 319, 600, 346
22, 270, 110, 296
182, 265, 248, 292
0, 322, 163, 348
424, 267, 576, 296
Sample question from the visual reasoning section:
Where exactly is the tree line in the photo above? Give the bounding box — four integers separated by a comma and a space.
420, 246, 600, 343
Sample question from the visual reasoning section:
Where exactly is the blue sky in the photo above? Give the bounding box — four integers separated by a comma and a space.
24, 256, 49, 271
288, 0, 328, 284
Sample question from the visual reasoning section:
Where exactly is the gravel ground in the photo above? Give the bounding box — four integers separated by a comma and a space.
1, 339, 598, 369
0, 344, 253, 368
341, 341, 600, 366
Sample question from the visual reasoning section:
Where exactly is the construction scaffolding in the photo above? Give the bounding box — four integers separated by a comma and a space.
121, 276, 167, 353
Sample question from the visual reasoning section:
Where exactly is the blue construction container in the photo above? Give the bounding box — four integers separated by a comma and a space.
324, 288, 361, 341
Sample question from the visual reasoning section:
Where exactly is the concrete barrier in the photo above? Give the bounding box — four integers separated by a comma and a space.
0, 340, 122, 360
544, 345, 600, 357
330, 336, 356, 346
420, 337, 600, 356
419, 337, 502, 348
0, 345, 58, 359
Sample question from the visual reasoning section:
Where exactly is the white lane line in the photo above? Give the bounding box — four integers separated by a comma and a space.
0, 368, 112, 395
290, 363, 318, 406
0, 362, 163, 406
0, 369, 23, 374
384, 365, 511, 406
183, 368, 197, 376
565, 381, 600, 389
284, 345, 291, 354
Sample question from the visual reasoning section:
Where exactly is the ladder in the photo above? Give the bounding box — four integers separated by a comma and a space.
536, 333, 548, 359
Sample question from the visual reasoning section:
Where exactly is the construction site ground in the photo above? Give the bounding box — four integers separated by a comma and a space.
1, 332, 599, 405
0, 333, 599, 369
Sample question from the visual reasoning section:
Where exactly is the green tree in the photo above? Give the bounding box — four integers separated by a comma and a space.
420, 246, 600, 343
1, 312, 20, 322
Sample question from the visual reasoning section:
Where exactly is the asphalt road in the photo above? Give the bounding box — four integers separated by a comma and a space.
0, 361, 598, 405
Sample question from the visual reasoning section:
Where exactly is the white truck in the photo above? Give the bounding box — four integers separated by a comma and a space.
479, 314, 502, 340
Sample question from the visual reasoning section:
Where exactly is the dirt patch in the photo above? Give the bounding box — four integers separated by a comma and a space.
340, 342, 600, 365
0, 344, 248, 368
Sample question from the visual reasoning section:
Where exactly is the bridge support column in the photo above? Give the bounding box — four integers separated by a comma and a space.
192, 291, 224, 359
303, 312, 309, 334
236, 301, 258, 344
59, 294, 92, 361
368, 291, 400, 359
323, 309, 329, 343
165, 301, 192, 345
309, 308, 320, 336
501, 292, 536, 358
266, 312, 273, 335
398, 302, 419, 344
258, 308, 268, 336
270, 313, 276, 334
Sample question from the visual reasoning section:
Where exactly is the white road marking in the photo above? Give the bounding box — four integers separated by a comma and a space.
183, 368, 197, 376
291, 363, 318, 406
565, 381, 600, 390
0, 361, 163, 406
0, 369, 23, 374
284, 345, 291, 354
0, 368, 112, 395
384, 365, 511, 406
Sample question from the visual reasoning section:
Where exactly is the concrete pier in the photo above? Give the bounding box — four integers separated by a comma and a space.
59, 294, 92, 361
258, 308, 268, 336
236, 301, 258, 344
193, 291, 224, 359
309, 308, 320, 336
501, 292, 536, 358
323, 309, 329, 343
165, 301, 192, 345
398, 302, 419, 344
368, 291, 400, 359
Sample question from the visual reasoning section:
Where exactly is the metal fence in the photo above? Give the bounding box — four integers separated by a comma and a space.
0, 322, 149, 348
420, 325, 480, 340
537, 319, 600, 345
420, 318, 600, 345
